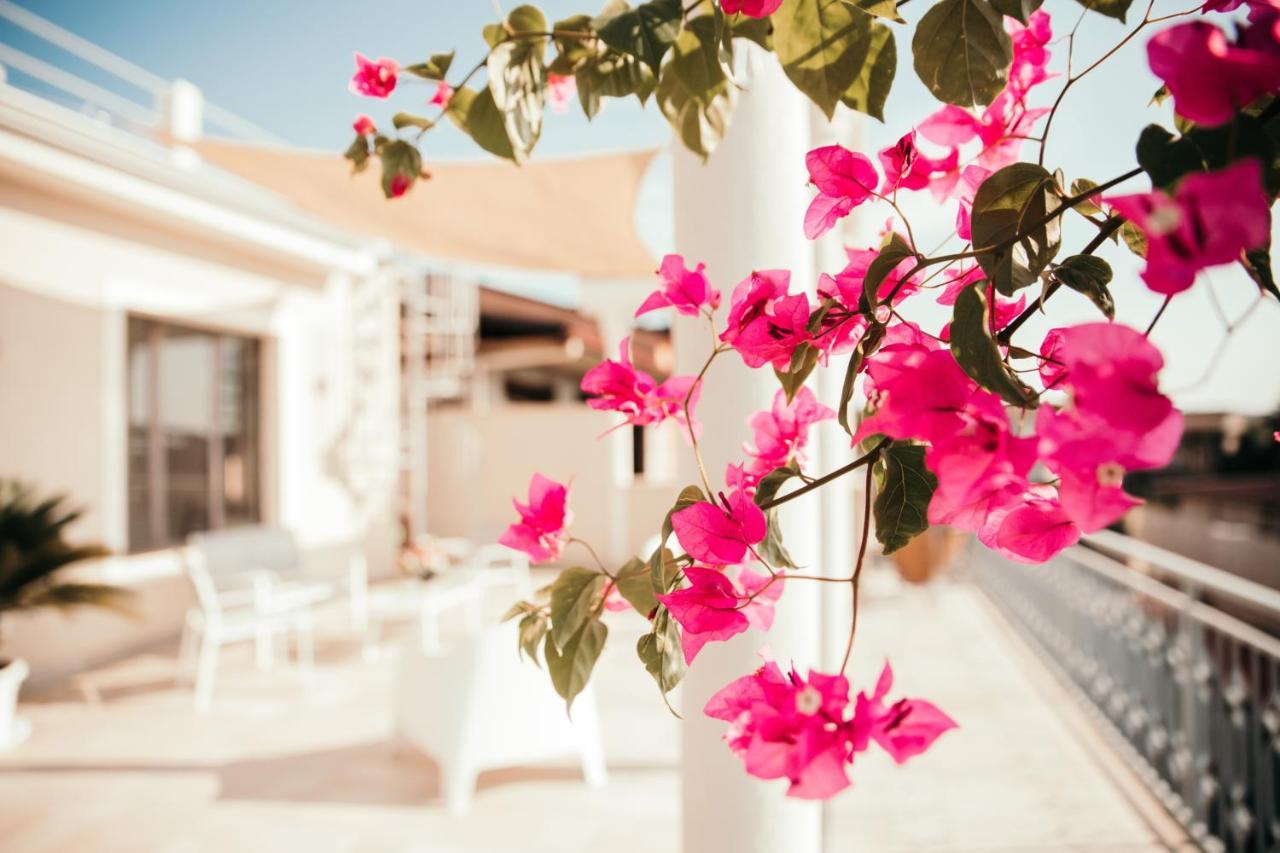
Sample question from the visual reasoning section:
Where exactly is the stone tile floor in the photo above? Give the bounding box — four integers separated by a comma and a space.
0, 571, 1191, 852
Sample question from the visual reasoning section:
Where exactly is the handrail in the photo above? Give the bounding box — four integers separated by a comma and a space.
0, 0, 283, 143
1083, 528, 1280, 618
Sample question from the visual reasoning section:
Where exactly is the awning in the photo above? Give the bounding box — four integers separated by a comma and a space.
195, 140, 659, 279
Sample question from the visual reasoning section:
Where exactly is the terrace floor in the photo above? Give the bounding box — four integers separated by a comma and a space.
0, 570, 1192, 852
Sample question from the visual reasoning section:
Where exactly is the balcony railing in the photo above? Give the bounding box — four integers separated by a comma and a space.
972, 530, 1280, 852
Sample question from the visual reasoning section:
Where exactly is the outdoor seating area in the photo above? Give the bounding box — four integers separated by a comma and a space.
0, 570, 1189, 852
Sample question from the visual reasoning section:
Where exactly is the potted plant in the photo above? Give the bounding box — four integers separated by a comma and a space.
0, 481, 128, 748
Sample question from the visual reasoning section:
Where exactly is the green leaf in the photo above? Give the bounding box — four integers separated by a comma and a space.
1053, 255, 1115, 319
774, 342, 820, 403
989, 0, 1043, 22
1070, 0, 1132, 22
551, 14, 596, 73
343, 134, 371, 174
1119, 220, 1148, 258
549, 566, 605, 651
655, 18, 736, 159
594, 0, 683, 75
446, 86, 518, 161
730, 14, 774, 48
773, 0, 873, 119
912, 0, 1011, 108
517, 612, 549, 665
486, 13, 548, 164
754, 463, 801, 507
614, 557, 659, 616
970, 162, 1062, 295
637, 606, 685, 700
950, 282, 1039, 407
1137, 118, 1280, 196
392, 112, 435, 131
405, 51, 455, 81
854, 0, 905, 22
873, 442, 937, 555
837, 323, 886, 435
840, 22, 896, 121
1068, 178, 1103, 217
544, 619, 608, 712
378, 139, 422, 198
862, 232, 916, 310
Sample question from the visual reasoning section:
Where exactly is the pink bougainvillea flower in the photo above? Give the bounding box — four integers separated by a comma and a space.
804, 145, 880, 239
1106, 159, 1271, 296
1147, 19, 1280, 126
388, 173, 412, 199
498, 473, 571, 563
636, 254, 721, 317
546, 73, 577, 114
1038, 327, 1068, 390
1035, 323, 1184, 533
602, 583, 631, 613
977, 493, 1082, 563
671, 489, 767, 566
953, 165, 992, 241
350, 53, 399, 99
352, 114, 377, 135
719, 270, 815, 370
1006, 10, 1055, 96
705, 661, 856, 799
743, 387, 835, 483
581, 337, 701, 432
658, 566, 782, 662
720, 0, 784, 17
877, 131, 961, 195
850, 661, 957, 764
429, 81, 455, 108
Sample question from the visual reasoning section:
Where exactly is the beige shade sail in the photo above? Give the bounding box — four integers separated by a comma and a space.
195, 140, 659, 278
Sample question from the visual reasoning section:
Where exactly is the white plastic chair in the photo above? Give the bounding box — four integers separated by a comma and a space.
393, 623, 606, 814
179, 533, 319, 711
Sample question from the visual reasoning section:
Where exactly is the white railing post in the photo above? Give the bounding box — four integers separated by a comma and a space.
157, 77, 203, 143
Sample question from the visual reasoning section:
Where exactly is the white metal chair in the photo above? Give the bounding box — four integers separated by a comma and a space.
470, 544, 533, 598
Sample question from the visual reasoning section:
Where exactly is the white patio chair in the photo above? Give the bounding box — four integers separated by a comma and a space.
393, 622, 606, 814
179, 529, 323, 711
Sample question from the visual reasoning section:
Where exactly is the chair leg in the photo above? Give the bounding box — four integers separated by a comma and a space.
441, 757, 478, 816
254, 624, 274, 671
420, 608, 441, 654
176, 619, 197, 684
296, 614, 315, 677
194, 632, 219, 713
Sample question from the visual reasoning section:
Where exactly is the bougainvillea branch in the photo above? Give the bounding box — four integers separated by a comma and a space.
354, 0, 1280, 802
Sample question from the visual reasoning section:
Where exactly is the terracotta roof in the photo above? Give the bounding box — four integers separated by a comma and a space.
194, 140, 658, 278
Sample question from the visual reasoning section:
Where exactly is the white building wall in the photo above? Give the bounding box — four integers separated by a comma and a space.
0, 183, 400, 681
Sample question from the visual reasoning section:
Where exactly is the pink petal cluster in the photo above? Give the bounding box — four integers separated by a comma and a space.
1148, 13, 1280, 126
671, 489, 767, 566
877, 131, 960, 195
429, 81, 455, 108
636, 254, 721, 317
546, 73, 577, 114
388, 174, 412, 199
804, 145, 879, 239
705, 659, 955, 799
350, 53, 399, 99
1036, 323, 1184, 534
720, 0, 784, 17
743, 387, 835, 484
581, 337, 700, 431
852, 318, 1183, 563
352, 114, 377, 135
657, 566, 782, 662
1106, 159, 1271, 295
720, 270, 815, 370
498, 473, 571, 563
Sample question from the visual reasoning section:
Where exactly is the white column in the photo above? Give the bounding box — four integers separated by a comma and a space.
673, 46, 822, 853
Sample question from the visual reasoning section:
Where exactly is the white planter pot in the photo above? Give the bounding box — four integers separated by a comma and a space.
0, 659, 31, 750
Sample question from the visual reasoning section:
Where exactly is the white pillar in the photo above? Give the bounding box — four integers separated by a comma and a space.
673, 46, 822, 853
157, 78, 203, 142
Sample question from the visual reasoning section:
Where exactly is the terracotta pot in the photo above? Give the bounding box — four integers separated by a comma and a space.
889, 528, 969, 584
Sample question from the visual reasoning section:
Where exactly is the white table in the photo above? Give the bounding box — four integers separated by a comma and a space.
364, 573, 486, 655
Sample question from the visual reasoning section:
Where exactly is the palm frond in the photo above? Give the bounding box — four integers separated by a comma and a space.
17, 583, 134, 617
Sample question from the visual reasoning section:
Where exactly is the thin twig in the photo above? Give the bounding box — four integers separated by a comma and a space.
840, 463, 876, 673
759, 438, 890, 511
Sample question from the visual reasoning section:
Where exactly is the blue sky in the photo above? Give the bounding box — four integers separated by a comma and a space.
3, 0, 1278, 412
